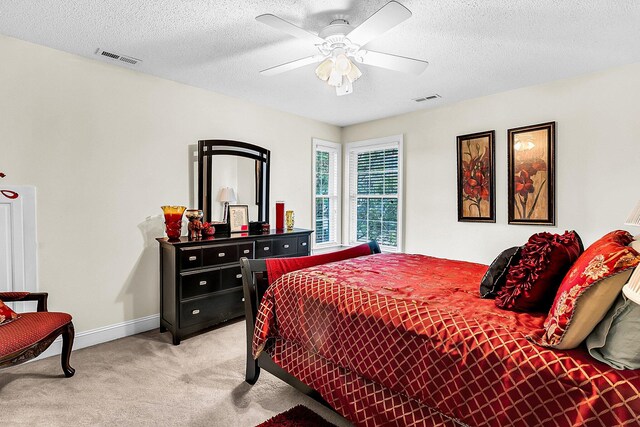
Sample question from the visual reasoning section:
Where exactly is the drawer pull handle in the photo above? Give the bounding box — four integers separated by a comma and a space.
243, 249, 250, 254
263, 246, 270, 251
192, 309, 200, 315
199, 280, 207, 286
236, 274, 243, 279
242, 298, 245, 302
218, 252, 226, 257
283, 244, 290, 249
301, 242, 307, 246
188, 256, 197, 261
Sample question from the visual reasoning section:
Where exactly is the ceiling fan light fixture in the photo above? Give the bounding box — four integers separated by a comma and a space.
336, 78, 353, 96
334, 53, 352, 75
315, 58, 334, 81
346, 62, 362, 83
327, 68, 343, 87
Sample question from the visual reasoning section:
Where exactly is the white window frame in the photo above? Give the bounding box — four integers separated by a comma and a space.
312, 138, 342, 249
344, 135, 404, 252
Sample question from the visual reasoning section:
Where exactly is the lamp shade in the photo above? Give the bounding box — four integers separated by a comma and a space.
217, 187, 237, 203
624, 200, 640, 226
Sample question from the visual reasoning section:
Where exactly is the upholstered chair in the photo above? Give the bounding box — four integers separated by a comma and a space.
0, 292, 75, 377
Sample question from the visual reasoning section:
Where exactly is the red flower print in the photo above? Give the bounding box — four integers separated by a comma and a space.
513, 158, 547, 219
461, 142, 490, 217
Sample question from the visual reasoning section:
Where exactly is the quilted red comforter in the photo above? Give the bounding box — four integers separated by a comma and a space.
252, 253, 640, 426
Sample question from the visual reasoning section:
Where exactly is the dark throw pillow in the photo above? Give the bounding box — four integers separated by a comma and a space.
495, 231, 583, 312
480, 246, 522, 299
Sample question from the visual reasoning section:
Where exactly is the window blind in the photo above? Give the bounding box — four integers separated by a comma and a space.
348, 141, 400, 250
314, 141, 340, 247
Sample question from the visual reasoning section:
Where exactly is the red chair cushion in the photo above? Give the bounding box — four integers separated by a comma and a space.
0, 312, 72, 356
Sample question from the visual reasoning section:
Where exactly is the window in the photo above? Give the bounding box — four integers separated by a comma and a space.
346, 135, 403, 252
312, 139, 341, 248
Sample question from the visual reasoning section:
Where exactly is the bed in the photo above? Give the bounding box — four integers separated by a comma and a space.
240, 243, 640, 426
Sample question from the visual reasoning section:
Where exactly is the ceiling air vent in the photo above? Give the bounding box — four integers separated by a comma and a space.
95, 48, 142, 66
414, 94, 441, 102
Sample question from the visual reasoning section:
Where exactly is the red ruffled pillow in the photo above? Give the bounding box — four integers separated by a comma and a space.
495, 231, 583, 312
530, 230, 640, 349
0, 299, 19, 326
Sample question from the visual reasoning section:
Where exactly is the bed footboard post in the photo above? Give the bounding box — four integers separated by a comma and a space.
241, 257, 263, 384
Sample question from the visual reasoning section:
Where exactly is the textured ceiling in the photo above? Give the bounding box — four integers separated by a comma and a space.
1, 1, 640, 126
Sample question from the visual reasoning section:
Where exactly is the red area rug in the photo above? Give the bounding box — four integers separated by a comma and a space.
256, 405, 338, 427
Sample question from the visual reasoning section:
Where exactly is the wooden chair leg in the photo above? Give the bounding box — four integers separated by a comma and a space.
61, 322, 75, 378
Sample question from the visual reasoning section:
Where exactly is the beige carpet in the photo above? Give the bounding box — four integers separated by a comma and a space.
0, 320, 352, 427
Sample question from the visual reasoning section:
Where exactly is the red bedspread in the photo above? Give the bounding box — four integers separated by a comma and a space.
253, 253, 640, 426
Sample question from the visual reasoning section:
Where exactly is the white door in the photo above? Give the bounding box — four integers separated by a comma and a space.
0, 186, 37, 311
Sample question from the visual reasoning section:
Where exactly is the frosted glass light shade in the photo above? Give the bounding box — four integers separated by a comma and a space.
346, 62, 362, 82
334, 53, 352, 74
315, 58, 334, 81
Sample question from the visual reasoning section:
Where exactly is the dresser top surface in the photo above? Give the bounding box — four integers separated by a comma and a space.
156, 228, 313, 247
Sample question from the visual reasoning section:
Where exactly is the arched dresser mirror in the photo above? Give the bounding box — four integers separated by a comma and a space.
197, 140, 270, 225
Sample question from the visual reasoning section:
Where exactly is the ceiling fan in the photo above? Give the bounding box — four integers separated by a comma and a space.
256, 1, 428, 96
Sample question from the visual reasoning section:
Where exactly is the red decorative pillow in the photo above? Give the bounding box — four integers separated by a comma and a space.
0, 299, 19, 326
531, 230, 640, 349
495, 231, 583, 312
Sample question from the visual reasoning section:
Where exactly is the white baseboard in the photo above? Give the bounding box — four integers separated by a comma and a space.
33, 313, 160, 362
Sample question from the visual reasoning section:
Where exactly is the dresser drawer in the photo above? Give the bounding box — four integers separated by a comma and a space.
297, 236, 310, 255
275, 237, 298, 256
238, 243, 254, 259
181, 270, 220, 299
255, 240, 273, 258
179, 290, 244, 328
202, 244, 238, 266
220, 266, 243, 291
180, 247, 202, 270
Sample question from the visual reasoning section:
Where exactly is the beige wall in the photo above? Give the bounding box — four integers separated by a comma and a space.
342, 63, 640, 264
0, 35, 340, 332
3, 31, 640, 336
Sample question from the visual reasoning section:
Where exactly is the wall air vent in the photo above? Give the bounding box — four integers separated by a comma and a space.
414, 94, 441, 102
95, 48, 142, 66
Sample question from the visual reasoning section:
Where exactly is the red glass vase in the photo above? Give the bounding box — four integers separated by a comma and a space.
161, 205, 186, 240
275, 201, 285, 230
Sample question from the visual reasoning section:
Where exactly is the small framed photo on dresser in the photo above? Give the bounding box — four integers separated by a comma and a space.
456, 130, 496, 222
228, 205, 249, 232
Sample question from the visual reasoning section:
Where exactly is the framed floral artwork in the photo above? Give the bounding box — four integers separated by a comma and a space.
508, 122, 555, 225
456, 130, 495, 222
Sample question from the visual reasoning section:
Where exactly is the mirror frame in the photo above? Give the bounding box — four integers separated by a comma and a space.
197, 139, 270, 224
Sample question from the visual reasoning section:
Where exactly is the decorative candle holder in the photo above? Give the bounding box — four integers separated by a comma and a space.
161, 205, 186, 240
185, 209, 204, 240
286, 210, 295, 230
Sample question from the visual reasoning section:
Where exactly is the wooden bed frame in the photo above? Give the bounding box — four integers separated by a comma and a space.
240, 241, 381, 403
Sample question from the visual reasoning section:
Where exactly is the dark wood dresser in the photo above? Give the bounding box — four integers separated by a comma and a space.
157, 228, 312, 345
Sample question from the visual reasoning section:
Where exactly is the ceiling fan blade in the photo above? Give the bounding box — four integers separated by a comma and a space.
357, 50, 428, 75
260, 55, 324, 76
256, 14, 326, 45
346, 1, 412, 47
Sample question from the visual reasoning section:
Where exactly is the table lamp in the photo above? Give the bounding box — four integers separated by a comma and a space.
218, 187, 237, 222
623, 200, 640, 304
